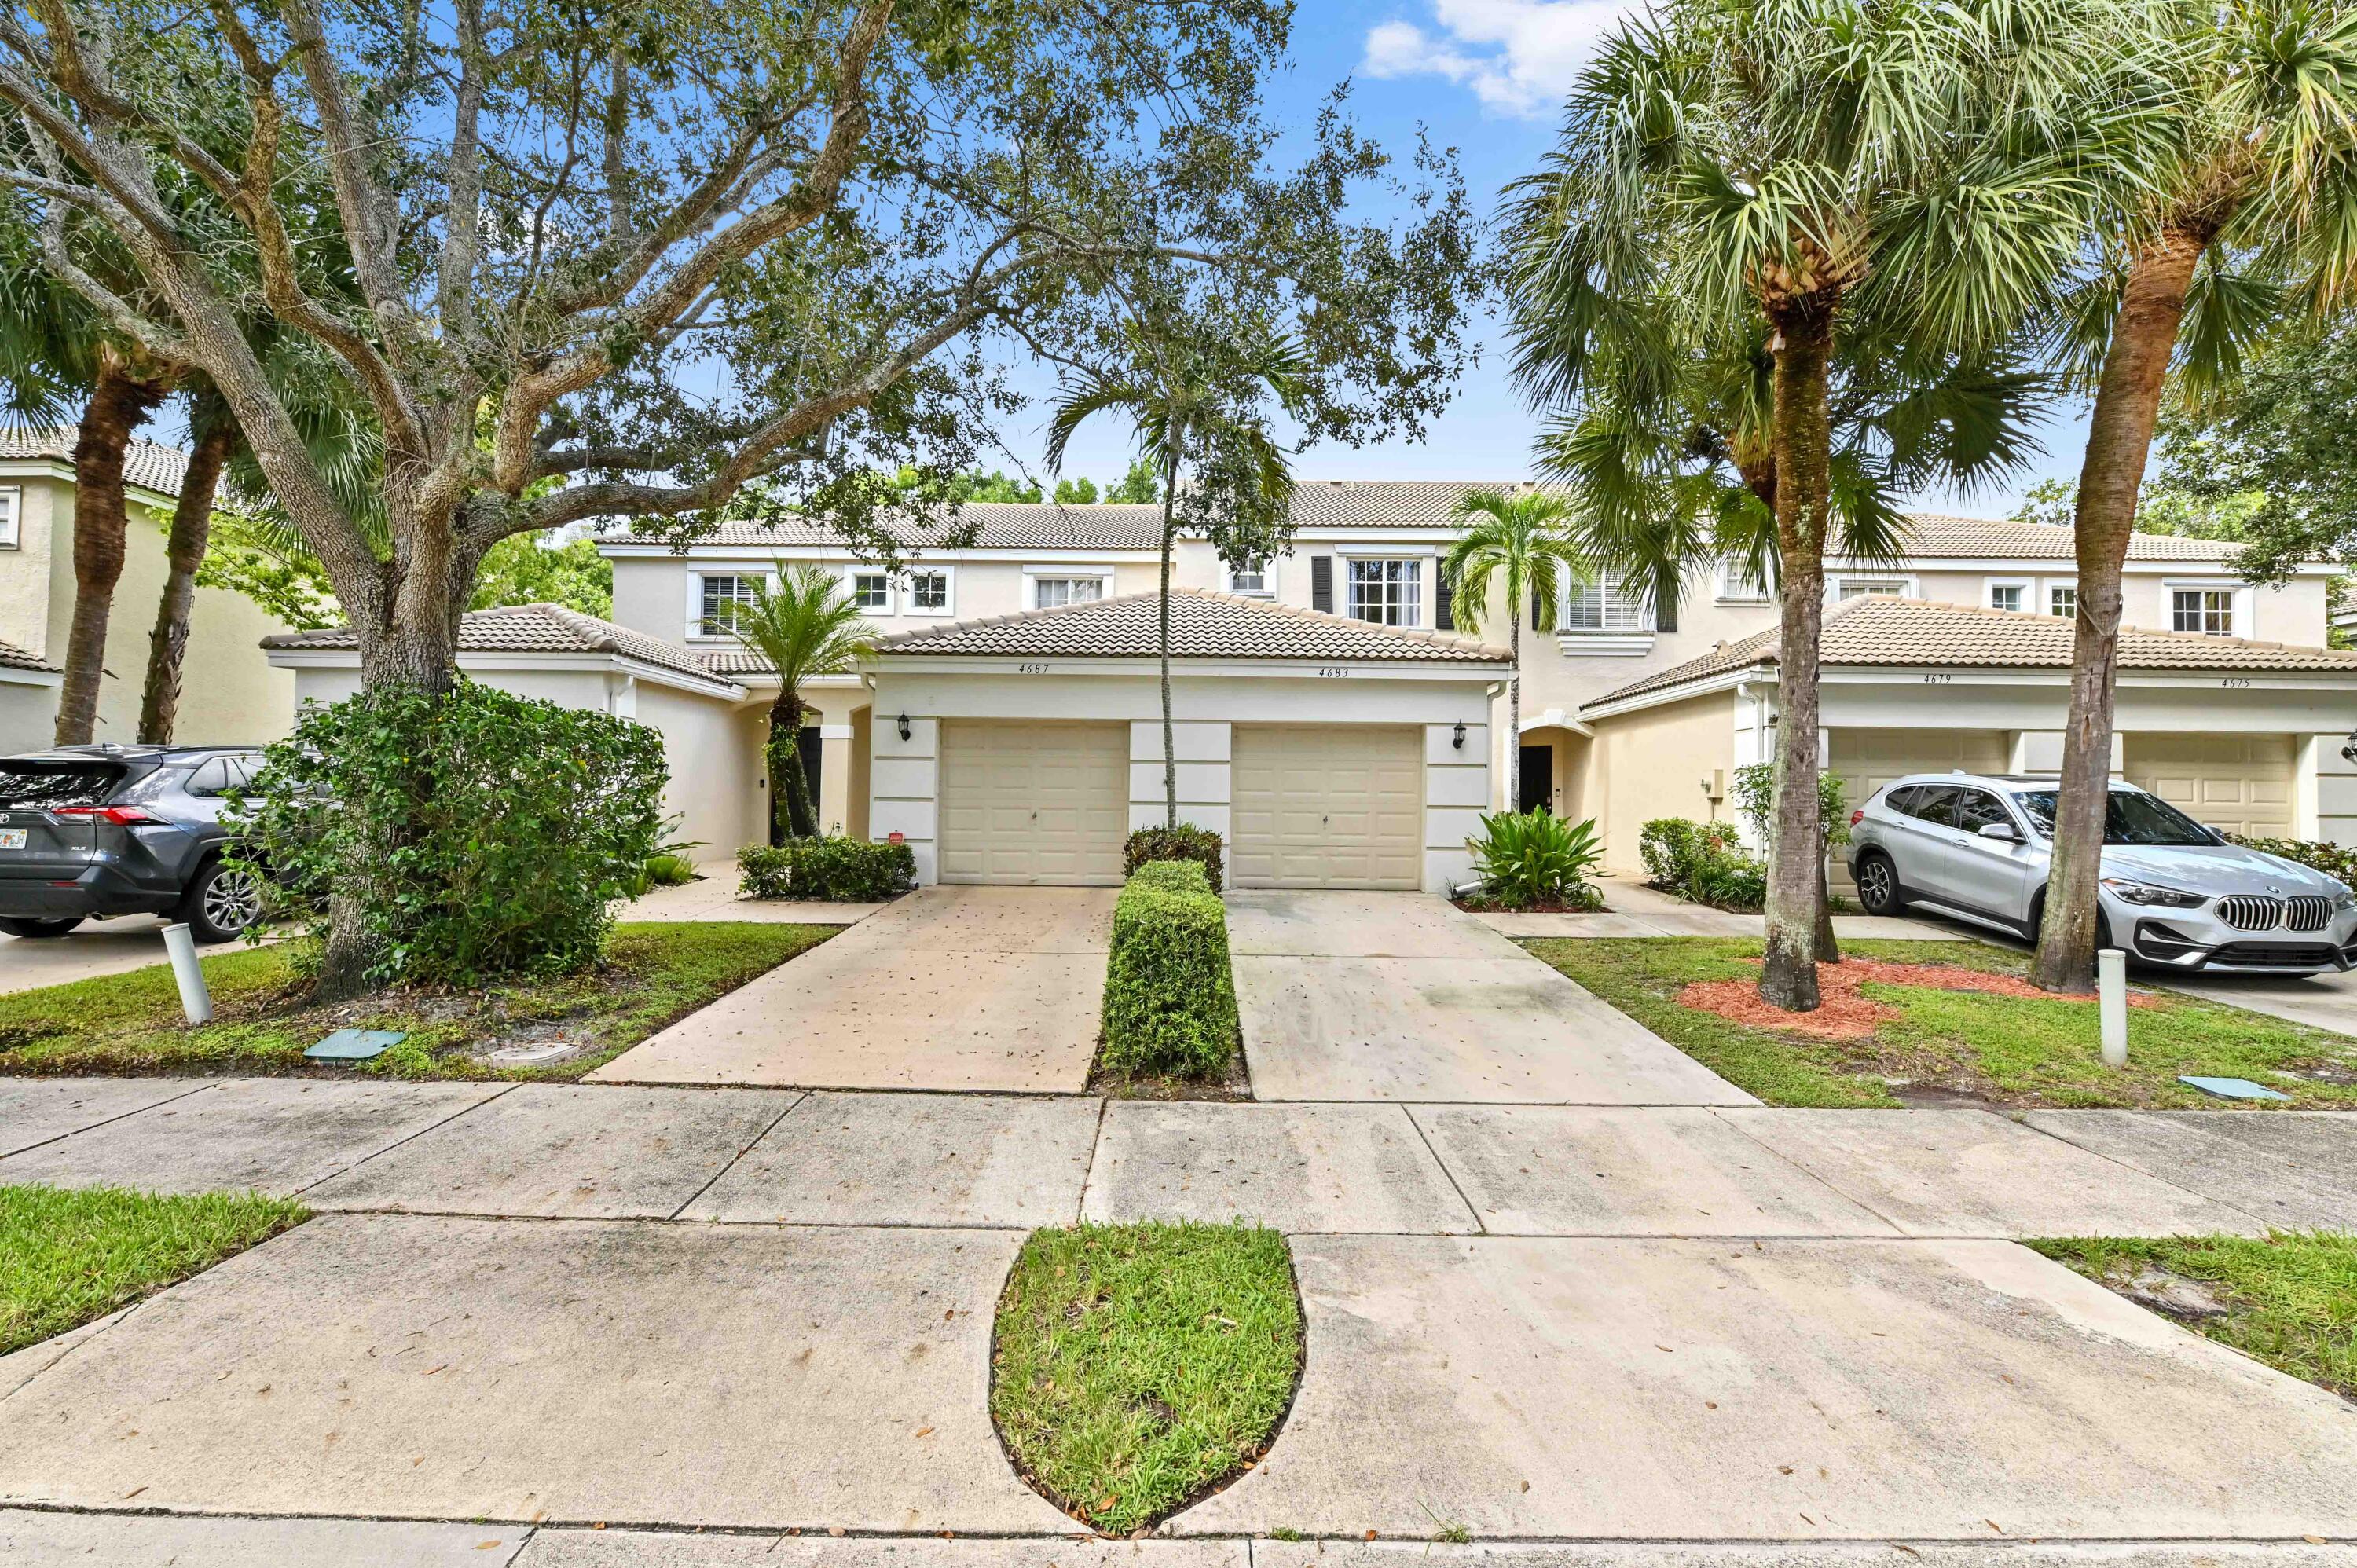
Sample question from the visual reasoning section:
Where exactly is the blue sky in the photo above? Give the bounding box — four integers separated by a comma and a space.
1031, 1, 2092, 515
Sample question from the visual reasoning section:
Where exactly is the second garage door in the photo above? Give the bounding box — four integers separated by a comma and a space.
2124, 734, 2295, 838
1828, 727, 2011, 801
937, 721, 1128, 885
1230, 725, 1423, 890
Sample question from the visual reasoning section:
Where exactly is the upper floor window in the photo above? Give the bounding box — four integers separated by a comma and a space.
1033, 575, 1104, 610
0, 487, 18, 549
1988, 581, 2026, 614
849, 571, 893, 613
698, 573, 757, 636
1717, 558, 1771, 603
1348, 558, 1420, 625
1228, 557, 1270, 595
1563, 581, 1651, 632
2172, 588, 2235, 636
1832, 575, 1910, 600
907, 570, 951, 614
2049, 584, 2078, 619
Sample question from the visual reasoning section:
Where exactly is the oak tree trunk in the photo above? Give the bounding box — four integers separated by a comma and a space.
137, 419, 236, 744
54, 359, 170, 745
2029, 231, 2205, 995
1759, 304, 1836, 1012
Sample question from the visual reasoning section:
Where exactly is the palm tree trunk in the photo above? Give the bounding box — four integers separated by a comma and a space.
1159, 467, 1178, 831
54, 357, 169, 745
2029, 230, 2206, 995
769, 691, 817, 841
137, 419, 236, 744
1759, 304, 1835, 1013
1507, 614, 1522, 812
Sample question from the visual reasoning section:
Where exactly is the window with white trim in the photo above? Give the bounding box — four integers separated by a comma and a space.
1987, 581, 2027, 614
907, 569, 950, 613
697, 573, 756, 636
2172, 587, 2235, 636
1717, 556, 1770, 603
1228, 556, 1270, 595
1832, 575, 1910, 600
1347, 558, 1421, 625
1032, 575, 1105, 609
0, 488, 17, 549
1563, 581, 1651, 632
849, 571, 893, 612
2048, 584, 2077, 618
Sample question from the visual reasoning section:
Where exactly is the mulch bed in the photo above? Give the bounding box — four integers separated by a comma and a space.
1677, 956, 2157, 1042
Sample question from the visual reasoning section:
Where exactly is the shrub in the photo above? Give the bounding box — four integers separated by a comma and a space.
1639, 816, 1766, 912
230, 681, 666, 987
643, 852, 699, 888
1730, 761, 1851, 849
1101, 860, 1238, 1079
738, 836, 917, 901
1464, 811, 1605, 910
1124, 823, 1225, 892
2228, 833, 2357, 885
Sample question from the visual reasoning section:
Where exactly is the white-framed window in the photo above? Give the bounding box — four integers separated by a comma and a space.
848, 570, 893, 614
1032, 575, 1105, 610
2172, 586, 2236, 636
1347, 557, 1421, 625
1228, 556, 1271, 595
697, 573, 757, 636
1563, 581, 1652, 632
1831, 574, 1914, 601
1986, 577, 2032, 614
2047, 582, 2078, 618
1717, 556, 1771, 603
0, 487, 18, 549
905, 568, 952, 615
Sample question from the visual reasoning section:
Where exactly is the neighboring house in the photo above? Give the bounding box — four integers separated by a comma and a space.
0, 428, 297, 751
262, 482, 2357, 892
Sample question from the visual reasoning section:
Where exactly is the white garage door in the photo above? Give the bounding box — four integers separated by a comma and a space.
937, 721, 1128, 885
2125, 734, 2294, 838
1231, 725, 1423, 890
1827, 727, 2011, 803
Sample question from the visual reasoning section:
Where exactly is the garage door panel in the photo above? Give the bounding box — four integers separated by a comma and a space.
1232, 725, 1424, 891
2124, 734, 2293, 840
938, 721, 1127, 885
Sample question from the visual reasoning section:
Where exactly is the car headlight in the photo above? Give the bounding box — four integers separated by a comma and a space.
2099, 877, 2206, 908
2332, 882, 2357, 912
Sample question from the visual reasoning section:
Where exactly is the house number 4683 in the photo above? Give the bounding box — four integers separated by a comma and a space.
1317, 666, 1351, 678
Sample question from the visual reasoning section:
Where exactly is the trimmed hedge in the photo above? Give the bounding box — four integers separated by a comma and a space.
1101, 860, 1238, 1079
2228, 833, 2357, 886
739, 837, 917, 902
1639, 817, 1766, 911
1124, 824, 1225, 892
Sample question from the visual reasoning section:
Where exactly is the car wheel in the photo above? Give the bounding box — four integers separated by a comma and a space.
1853, 852, 1905, 915
180, 859, 263, 943
0, 917, 82, 939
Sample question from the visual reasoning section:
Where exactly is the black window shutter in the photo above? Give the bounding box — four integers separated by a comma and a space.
1310, 555, 1333, 613
1655, 582, 1679, 633
1435, 574, 1454, 630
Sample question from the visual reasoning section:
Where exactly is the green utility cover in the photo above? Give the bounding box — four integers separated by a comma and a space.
306, 1028, 407, 1061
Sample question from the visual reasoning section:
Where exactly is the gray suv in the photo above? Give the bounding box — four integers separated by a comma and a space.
1846, 771, 2357, 974
0, 746, 266, 943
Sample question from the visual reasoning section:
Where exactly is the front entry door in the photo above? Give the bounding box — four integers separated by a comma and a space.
1519, 743, 1554, 815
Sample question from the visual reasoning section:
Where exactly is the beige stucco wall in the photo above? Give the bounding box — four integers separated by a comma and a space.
634, 682, 766, 857
1581, 690, 1738, 877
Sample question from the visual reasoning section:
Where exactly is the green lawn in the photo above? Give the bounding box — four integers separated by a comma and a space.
1527, 936, 2357, 1109
2033, 1233, 2357, 1400
991, 1222, 1303, 1535
1, 1184, 306, 1355
0, 921, 830, 1080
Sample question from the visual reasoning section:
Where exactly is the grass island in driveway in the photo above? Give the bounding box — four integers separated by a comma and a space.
1529, 936, 2357, 1109
0, 921, 831, 1080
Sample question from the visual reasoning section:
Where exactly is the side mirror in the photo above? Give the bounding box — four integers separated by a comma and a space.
1978, 821, 2020, 843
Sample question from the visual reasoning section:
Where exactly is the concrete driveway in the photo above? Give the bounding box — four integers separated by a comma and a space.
588, 885, 1114, 1093
0, 916, 186, 997
1228, 890, 1755, 1104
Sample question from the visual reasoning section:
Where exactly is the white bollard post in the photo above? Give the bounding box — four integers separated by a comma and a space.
2097, 947, 2128, 1068
161, 923, 213, 1026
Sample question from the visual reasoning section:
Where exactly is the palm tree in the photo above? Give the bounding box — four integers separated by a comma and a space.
2030, 0, 2357, 993
1501, 0, 2143, 1010
1442, 489, 1586, 811
1044, 336, 1308, 828
730, 565, 873, 841
137, 390, 237, 742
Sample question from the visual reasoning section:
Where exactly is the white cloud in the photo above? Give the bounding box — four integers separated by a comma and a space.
1359, 0, 1637, 119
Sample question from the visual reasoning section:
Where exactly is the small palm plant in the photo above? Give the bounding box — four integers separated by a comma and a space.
729, 565, 873, 841
1466, 811, 1607, 911
1442, 489, 1585, 811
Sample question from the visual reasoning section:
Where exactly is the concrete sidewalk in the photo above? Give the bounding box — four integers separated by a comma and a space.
1472, 877, 1959, 940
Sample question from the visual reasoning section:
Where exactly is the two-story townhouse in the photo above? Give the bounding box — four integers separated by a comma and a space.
263, 480, 2357, 892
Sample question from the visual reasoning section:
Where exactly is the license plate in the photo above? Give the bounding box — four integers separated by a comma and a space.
0, 830, 24, 850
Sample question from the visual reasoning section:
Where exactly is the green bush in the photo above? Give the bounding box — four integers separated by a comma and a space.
1464, 810, 1606, 910
1124, 823, 1225, 892
1639, 817, 1766, 912
1730, 761, 1851, 849
1102, 860, 1238, 1079
229, 681, 666, 987
2228, 833, 2357, 885
738, 836, 917, 901
643, 852, 699, 888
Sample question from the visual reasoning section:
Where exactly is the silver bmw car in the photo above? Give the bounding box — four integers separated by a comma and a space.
1846, 771, 2357, 974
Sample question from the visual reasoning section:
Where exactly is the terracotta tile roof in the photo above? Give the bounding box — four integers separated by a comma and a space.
262, 603, 739, 690
0, 426, 190, 497
607, 501, 1171, 552
869, 588, 1511, 665
1896, 511, 2237, 562
0, 636, 59, 674
1587, 595, 2357, 710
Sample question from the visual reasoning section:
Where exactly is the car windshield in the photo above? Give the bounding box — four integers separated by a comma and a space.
2012, 789, 2217, 846
0, 763, 124, 810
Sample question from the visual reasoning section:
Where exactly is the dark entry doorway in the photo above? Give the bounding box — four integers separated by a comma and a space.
1519, 743, 1554, 815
